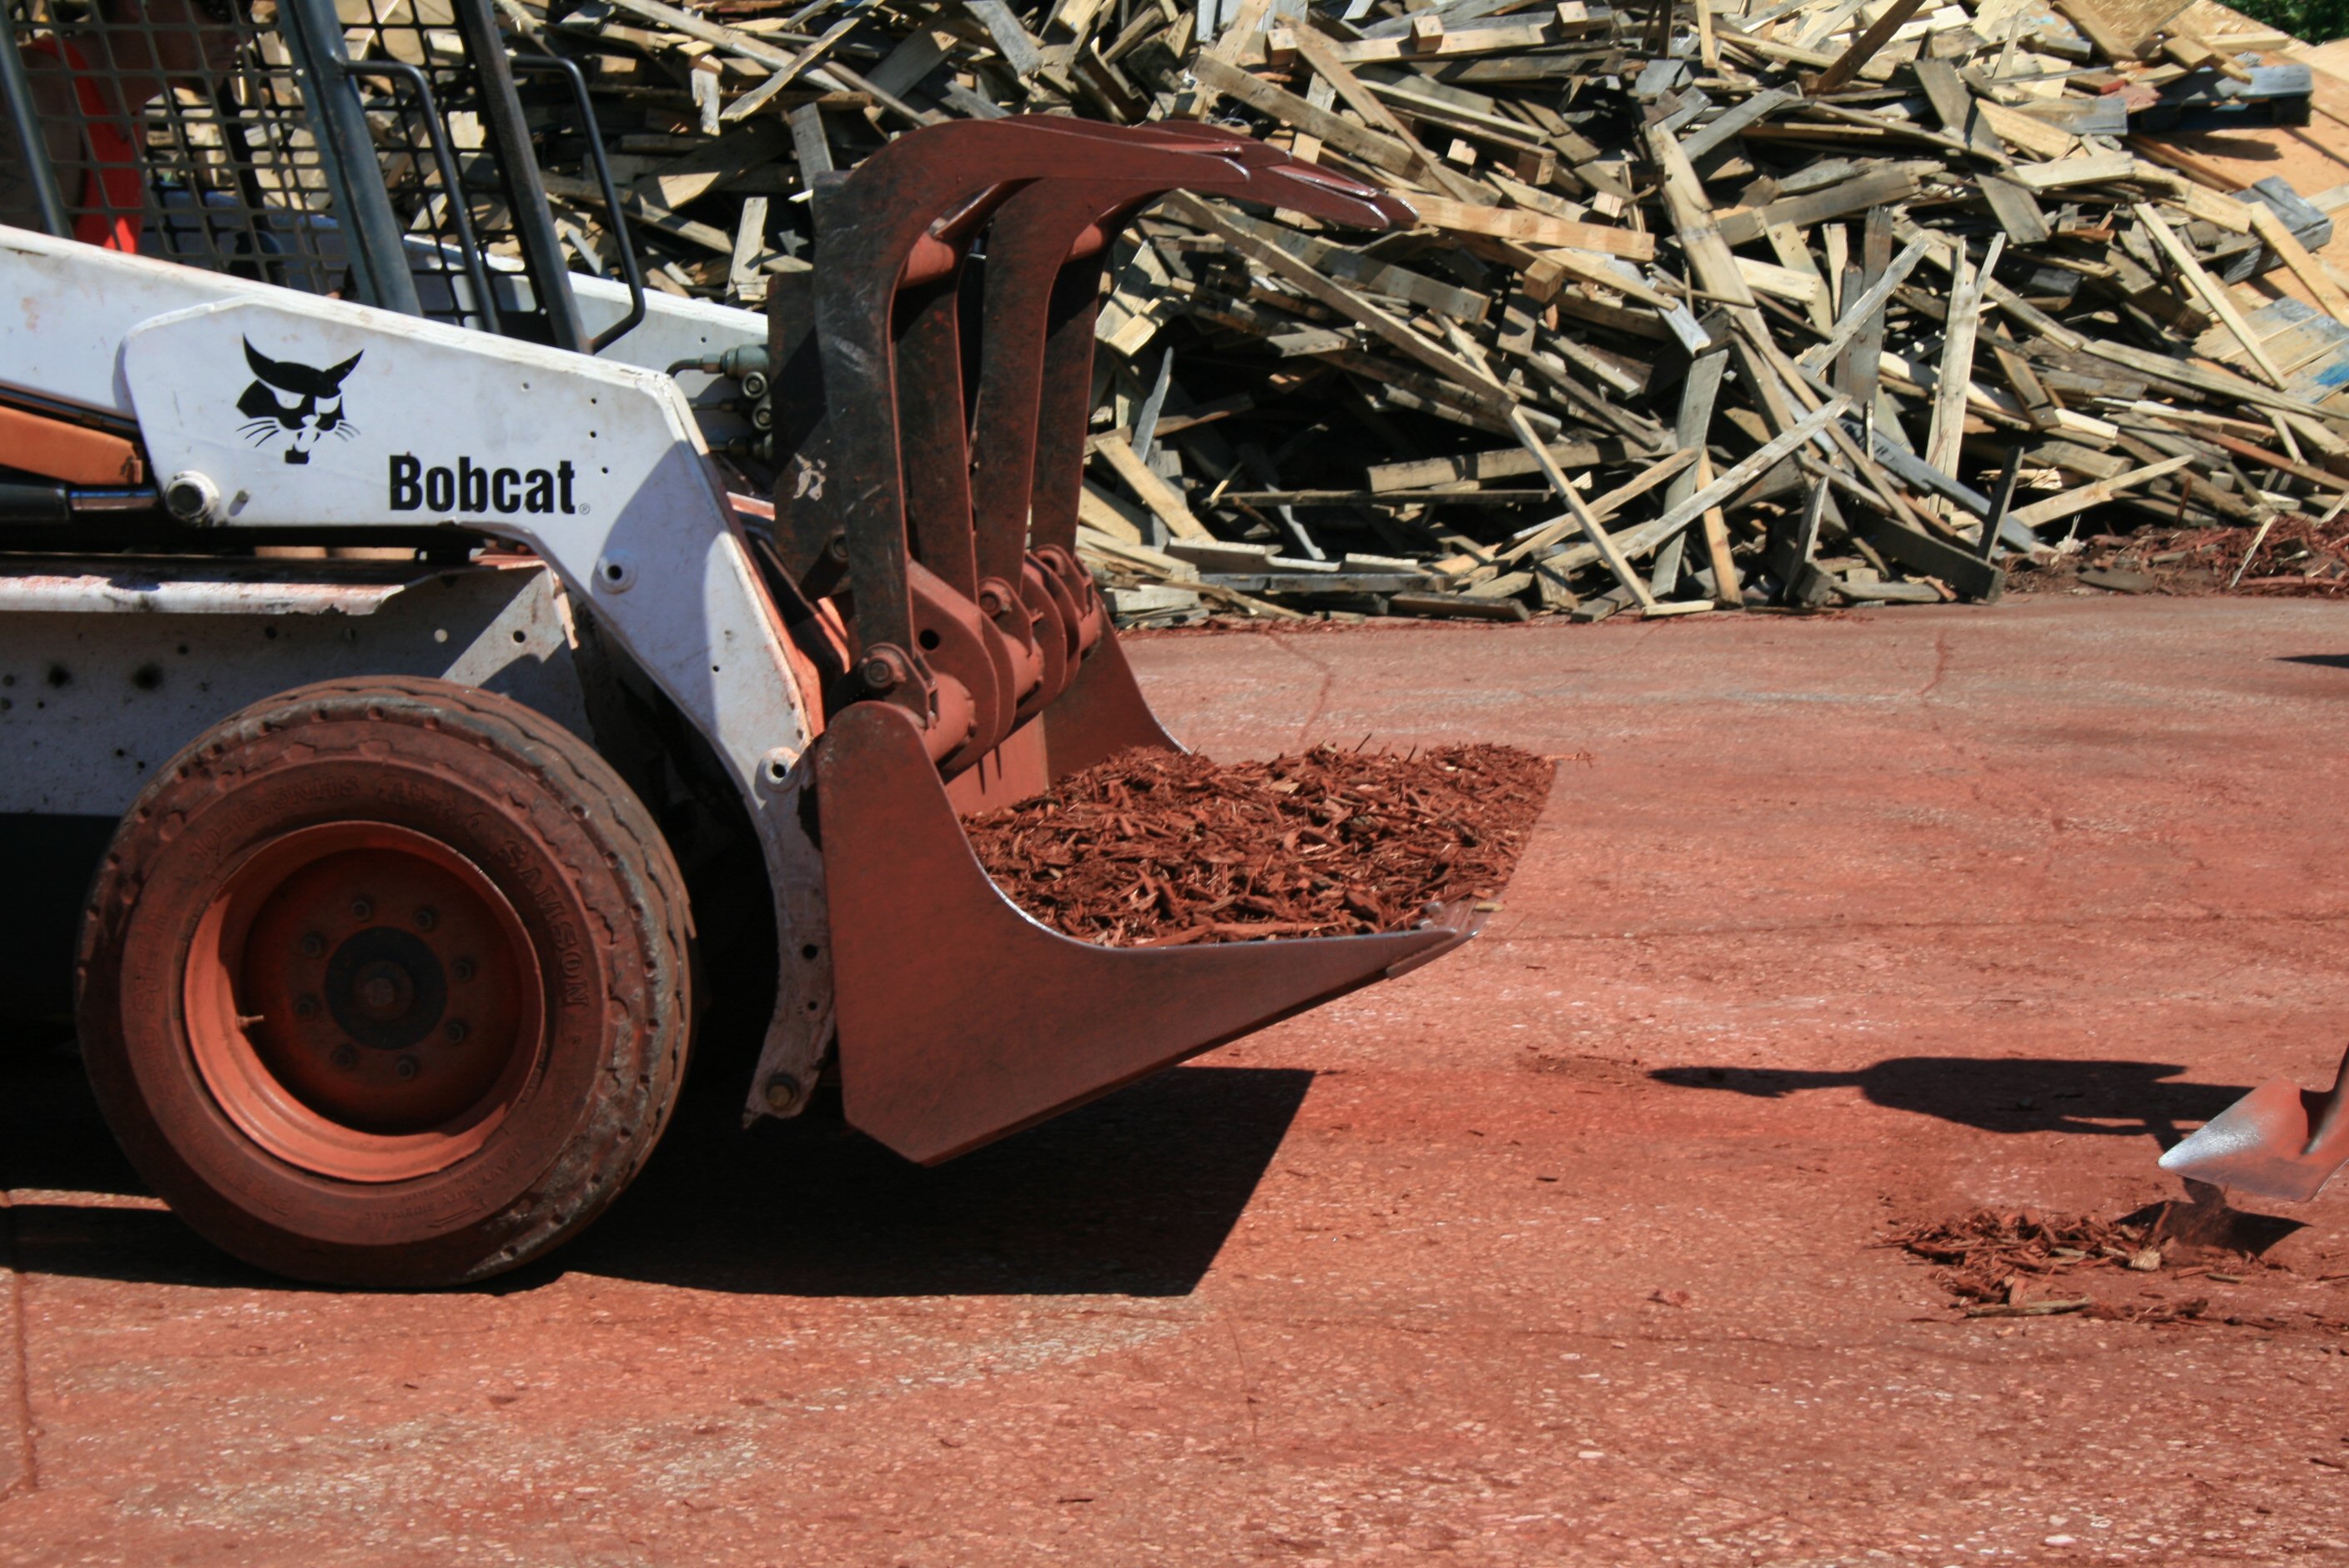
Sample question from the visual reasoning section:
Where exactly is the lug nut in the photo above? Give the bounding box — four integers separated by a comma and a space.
415, 907, 438, 932
300, 932, 326, 959
330, 1043, 358, 1071
452, 957, 475, 983
395, 1055, 420, 1081
350, 897, 374, 921
294, 994, 319, 1019
445, 1019, 469, 1043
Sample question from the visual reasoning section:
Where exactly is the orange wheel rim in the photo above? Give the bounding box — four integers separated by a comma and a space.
183, 822, 546, 1184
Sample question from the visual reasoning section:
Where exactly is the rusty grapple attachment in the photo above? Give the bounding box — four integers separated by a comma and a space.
2158, 1042, 2349, 1203
757, 119, 1461, 1163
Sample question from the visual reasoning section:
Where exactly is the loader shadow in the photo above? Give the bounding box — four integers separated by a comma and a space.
0, 1045, 283, 1292
1647, 1056, 2250, 1148
0, 1047, 1313, 1299
567, 1064, 1315, 1298
2279, 653, 2349, 671
0, 1043, 145, 1198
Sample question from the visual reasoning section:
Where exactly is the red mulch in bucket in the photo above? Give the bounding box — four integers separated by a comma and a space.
962, 743, 1553, 946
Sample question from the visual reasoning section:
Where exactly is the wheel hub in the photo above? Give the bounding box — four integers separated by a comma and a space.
326, 929, 445, 1048
183, 822, 544, 1182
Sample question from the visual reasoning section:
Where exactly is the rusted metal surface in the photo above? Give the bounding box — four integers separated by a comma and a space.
814, 700, 1471, 1164
770, 117, 1410, 776
0, 557, 490, 616
941, 629, 1177, 814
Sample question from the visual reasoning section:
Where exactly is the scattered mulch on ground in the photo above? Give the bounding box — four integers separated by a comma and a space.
1889, 1204, 2342, 1329
1894, 1209, 2170, 1313
963, 743, 1553, 946
2009, 507, 2349, 599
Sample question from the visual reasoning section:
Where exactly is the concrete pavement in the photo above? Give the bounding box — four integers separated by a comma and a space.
4, 597, 2347, 1565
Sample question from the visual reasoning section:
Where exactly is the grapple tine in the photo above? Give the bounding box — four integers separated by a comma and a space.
968, 178, 1169, 759
1024, 231, 1113, 562
893, 244, 1034, 761
947, 128, 1412, 792
1034, 117, 1415, 231
819, 701, 1466, 1163
780, 120, 1265, 761
896, 278, 980, 602
2159, 1043, 2349, 1202
969, 180, 1152, 596
1009, 126, 1407, 564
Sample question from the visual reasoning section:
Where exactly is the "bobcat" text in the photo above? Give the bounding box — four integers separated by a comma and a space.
388, 455, 578, 515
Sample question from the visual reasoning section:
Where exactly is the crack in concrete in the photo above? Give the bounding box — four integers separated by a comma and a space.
1903, 626, 2080, 907
1260, 631, 1339, 747
1, 1192, 36, 1501
1917, 630, 1954, 701
1500, 909, 2349, 942
1219, 1310, 1263, 1447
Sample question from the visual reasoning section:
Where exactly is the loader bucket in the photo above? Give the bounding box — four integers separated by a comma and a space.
2158, 1043, 2349, 1202
757, 121, 1476, 1158
818, 701, 1476, 1164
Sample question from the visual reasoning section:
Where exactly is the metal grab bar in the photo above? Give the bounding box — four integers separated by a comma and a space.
511, 52, 645, 354
329, 56, 506, 337
0, 10, 73, 239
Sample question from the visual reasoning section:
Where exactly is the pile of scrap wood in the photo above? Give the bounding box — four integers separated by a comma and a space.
491, 0, 2349, 621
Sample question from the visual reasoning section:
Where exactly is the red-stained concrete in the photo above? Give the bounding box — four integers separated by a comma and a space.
5, 597, 2349, 1566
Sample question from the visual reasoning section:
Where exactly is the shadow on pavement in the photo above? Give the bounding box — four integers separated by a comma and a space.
1647, 1056, 2249, 1148
0, 1045, 284, 1292
2279, 654, 2349, 671
566, 1063, 1312, 1298
0, 1045, 1310, 1299
0, 1045, 144, 1199
2133, 1189, 2307, 1259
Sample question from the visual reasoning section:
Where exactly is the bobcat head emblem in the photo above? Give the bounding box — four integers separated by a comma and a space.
236, 338, 363, 465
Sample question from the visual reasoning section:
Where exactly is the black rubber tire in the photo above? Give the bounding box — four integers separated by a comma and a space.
76, 676, 695, 1287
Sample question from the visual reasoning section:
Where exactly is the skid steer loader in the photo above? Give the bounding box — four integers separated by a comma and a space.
0, 0, 1479, 1285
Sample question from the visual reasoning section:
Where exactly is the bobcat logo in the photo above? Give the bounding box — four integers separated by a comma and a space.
236, 339, 362, 465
